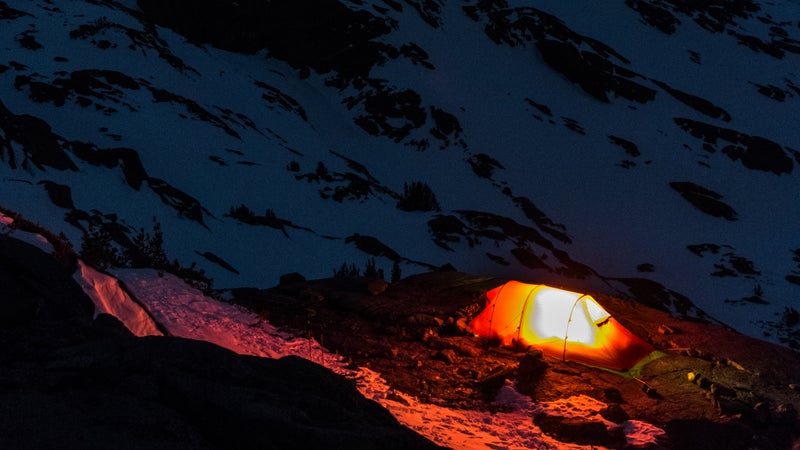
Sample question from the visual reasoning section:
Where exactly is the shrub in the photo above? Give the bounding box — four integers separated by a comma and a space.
124, 220, 169, 269
80, 217, 214, 293
333, 259, 385, 279
333, 262, 360, 278
80, 223, 125, 270
391, 261, 402, 283
397, 181, 440, 212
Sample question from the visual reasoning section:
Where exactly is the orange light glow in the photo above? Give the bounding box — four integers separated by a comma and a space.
470, 281, 653, 371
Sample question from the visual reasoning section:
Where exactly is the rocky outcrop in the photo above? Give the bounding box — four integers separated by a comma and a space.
427, 209, 593, 278
464, 5, 657, 103
652, 79, 732, 121
0, 0, 29, 20
669, 181, 738, 221
136, 0, 393, 79
147, 177, 211, 226
625, 0, 760, 34
674, 118, 794, 175
0, 100, 78, 171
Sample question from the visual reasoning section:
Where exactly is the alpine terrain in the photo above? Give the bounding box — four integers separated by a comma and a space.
2, 0, 800, 342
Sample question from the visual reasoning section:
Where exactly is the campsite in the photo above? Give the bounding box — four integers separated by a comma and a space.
231, 271, 800, 449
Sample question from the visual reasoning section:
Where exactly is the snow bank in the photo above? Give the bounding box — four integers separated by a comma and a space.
0, 212, 54, 253
73, 261, 162, 336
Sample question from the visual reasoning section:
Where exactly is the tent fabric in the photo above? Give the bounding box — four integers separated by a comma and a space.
470, 281, 653, 371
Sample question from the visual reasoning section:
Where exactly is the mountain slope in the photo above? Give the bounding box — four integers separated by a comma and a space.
1, 0, 799, 345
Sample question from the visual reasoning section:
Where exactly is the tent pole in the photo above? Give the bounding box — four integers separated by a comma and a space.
486, 283, 509, 345
562, 295, 587, 362
516, 284, 540, 346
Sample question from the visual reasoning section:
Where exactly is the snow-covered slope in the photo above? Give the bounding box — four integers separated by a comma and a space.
1, 0, 799, 345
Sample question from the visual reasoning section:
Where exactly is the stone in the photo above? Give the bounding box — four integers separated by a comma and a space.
533, 414, 625, 447
599, 404, 630, 424
279, 272, 306, 287
368, 279, 389, 295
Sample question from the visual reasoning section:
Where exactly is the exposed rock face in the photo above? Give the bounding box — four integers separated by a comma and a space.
136, 0, 393, 78
674, 118, 794, 175
464, 5, 657, 103
0, 237, 441, 450
0, 100, 78, 171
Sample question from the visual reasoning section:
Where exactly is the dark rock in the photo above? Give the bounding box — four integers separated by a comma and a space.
0, 1, 32, 20
773, 403, 797, 423
609, 135, 641, 157
351, 84, 427, 143
753, 82, 790, 101
279, 272, 307, 287
516, 350, 549, 392
91, 312, 136, 338
674, 118, 793, 174
368, 279, 389, 295
533, 413, 625, 447
428, 106, 463, 148
626, 0, 760, 35
524, 98, 553, 117
637, 263, 655, 273
0, 235, 94, 322
625, 0, 680, 34
467, 153, 505, 179
147, 177, 210, 226
68, 15, 196, 73
225, 204, 314, 237
39, 180, 75, 209
665, 419, 754, 450
536, 39, 656, 103
0, 100, 78, 171
599, 403, 630, 424
14, 70, 142, 114
148, 86, 240, 138
607, 276, 699, 317
603, 388, 625, 404
15, 30, 42, 50
752, 402, 771, 424
254, 80, 308, 121
344, 234, 402, 262
137, 0, 393, 80
511, 194, 571, 244
652, 79, 731, 121
433, 349, 458, 365
196, 251, 240, 275
669, 181, 738, 221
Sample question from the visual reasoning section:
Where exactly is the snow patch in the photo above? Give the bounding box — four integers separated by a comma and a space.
0, 212, 54, 253
73, 260, 161, 336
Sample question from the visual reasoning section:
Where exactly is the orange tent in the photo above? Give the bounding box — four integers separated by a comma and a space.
470, 281, 653, 371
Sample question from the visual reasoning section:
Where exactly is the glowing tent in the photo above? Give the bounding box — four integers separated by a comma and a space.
470, 281, 653, 371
